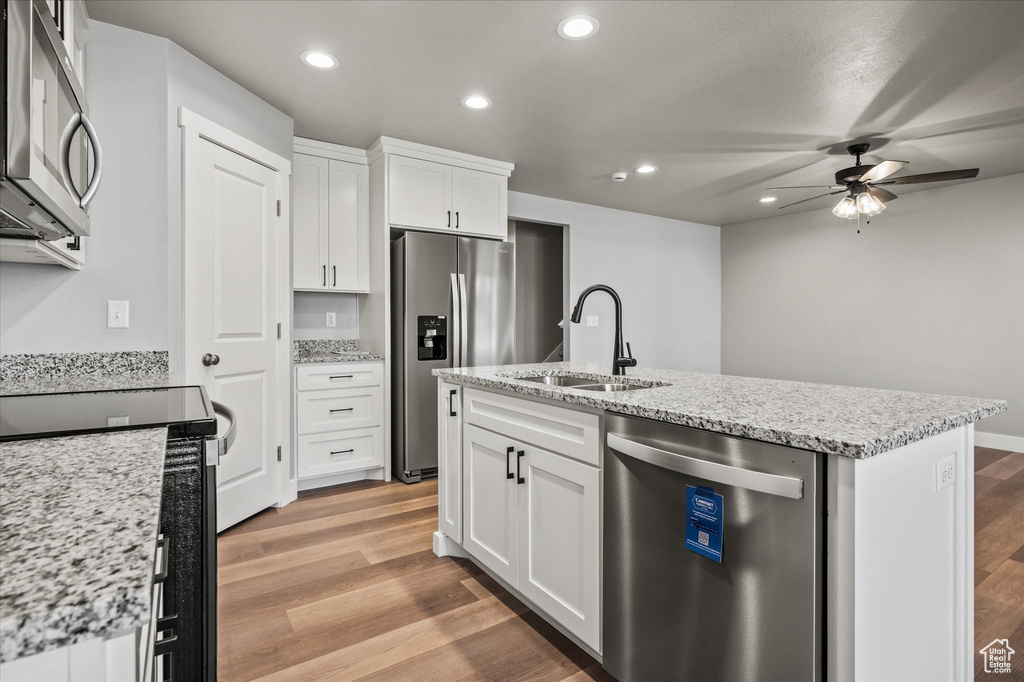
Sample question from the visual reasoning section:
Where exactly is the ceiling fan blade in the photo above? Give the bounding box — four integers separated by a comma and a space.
767, 185, 846, 190
856, 160, 907, 184
777, 190, 847, 210
867, 187, 898, 203
873, 169, 980, 186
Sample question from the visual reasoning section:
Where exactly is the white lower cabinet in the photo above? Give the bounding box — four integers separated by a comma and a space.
296, 362, 384, 486
461, 421, 602, 652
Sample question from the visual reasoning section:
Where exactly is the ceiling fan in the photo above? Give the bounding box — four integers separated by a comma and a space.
768, 143, 980, 218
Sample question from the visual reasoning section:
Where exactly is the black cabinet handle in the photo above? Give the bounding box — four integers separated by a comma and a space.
329, 375, 354, 379
322, 265, 326, 286
329, 407, 354, 413
154, 534, 170, 583
517, 450, 525, 484
447, 210, 451, 228
455, 211, 459, 229
330, 448, 355, 455
333, 265, 337, 286
449, 389, 458, 417
506, 446, 514, 480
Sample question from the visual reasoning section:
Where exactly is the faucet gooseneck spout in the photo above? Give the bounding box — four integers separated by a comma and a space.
569, 284, 637, 376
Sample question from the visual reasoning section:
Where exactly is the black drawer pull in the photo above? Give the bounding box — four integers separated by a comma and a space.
449, 389, 458, 417
330, 448, 355, 455
506, 446, 514, 480
154, 535, 170, 584
329, 407, 354, 413
517, 450, 525, 484
329, 374, 354, 379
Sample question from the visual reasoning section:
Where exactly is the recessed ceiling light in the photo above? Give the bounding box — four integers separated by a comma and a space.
300, 50, 339, 70
462, 95, 492, 110
635, 165, 657, 174
557, 15, 599, 40
759, 196, 777, 203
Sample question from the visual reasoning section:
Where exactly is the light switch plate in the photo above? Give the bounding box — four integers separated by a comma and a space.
326, 312, 337, 328
587, 315, 599, 327
107, 301, 129, 329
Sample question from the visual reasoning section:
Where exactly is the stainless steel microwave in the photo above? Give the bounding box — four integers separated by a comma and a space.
1, 0, 101, 240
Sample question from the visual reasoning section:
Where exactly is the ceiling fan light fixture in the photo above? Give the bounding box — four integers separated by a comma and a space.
833, 196, 857, 219
856, 192, 885, 217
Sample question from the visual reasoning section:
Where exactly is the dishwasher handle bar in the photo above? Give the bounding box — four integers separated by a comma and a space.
607, 433, 804, 500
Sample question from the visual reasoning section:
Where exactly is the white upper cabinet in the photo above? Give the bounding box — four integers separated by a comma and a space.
374, 137, 513, 240
452, 166, 507, 238
292, 154, 330, 289
291, 140, 369, 293
388, 156, 453, 231
328, 159, 369, 291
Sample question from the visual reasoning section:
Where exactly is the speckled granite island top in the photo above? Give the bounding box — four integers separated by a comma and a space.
0, 429, 167, 663
433, 362, 1006, 459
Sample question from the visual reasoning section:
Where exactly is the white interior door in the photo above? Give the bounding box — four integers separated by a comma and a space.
184, 135, 282, 532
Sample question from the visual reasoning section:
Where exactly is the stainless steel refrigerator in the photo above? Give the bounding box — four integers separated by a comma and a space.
392, 232, 515, 483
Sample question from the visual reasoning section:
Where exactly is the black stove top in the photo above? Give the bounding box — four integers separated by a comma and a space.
0, 386, 218, 442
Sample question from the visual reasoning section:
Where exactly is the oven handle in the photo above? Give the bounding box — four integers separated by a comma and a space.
205, 401, 237, 465
607, 433, 804, 500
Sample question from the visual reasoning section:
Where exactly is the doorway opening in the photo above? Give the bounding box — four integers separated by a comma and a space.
508, 219, 567, 363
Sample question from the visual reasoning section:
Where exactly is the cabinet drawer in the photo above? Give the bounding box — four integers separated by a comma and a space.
463, 388, 601, 467
298, 428, 383, 477
297, 362, 382, 391
297, 387, 383, 434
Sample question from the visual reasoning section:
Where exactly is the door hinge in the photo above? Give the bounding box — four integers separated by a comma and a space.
277, 323, 282, 339
277, 445, 282, 462
277, 200, 282, 216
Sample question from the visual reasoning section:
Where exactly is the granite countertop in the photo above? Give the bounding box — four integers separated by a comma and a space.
0, 429, 168, 663
294, 350, 386, 365
0, 350, 170, 397
0, 372, 171, 397
433, 362, 1007, 459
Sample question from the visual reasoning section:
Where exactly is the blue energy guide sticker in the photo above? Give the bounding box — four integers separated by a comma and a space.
685, 485, 724, 563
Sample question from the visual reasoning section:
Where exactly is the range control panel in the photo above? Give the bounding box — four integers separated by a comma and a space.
417, 315, 448, 361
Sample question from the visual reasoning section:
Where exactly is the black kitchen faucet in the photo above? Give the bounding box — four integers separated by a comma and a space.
569, 284, 637, 376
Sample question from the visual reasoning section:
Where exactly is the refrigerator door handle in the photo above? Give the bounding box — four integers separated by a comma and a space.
450, 273, 461, 367
458, 273, 469, 367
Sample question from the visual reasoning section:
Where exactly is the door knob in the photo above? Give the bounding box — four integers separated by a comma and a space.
202, 353, 220, 367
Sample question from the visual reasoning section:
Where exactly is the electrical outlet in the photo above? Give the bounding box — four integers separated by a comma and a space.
107, 301, 129, 329
106, 415, 130, 427
587, 315, 599, 327
935, 454, 956, 491
326, 312, 337, 328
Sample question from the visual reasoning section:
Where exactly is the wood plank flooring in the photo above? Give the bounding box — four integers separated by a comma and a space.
218, 479, 613, 681
219, 447, 1024, 681
973, 447, 1024, 681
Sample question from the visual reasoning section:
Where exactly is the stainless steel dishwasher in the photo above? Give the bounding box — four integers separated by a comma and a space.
604, 414, 824, 682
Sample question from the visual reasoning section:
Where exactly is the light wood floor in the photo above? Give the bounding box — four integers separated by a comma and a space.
973, 446, 1024, 681
217, 478, 612, 681
219, 446, 1024, 681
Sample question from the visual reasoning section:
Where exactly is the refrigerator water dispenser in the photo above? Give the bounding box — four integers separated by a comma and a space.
417, 315, 448, 361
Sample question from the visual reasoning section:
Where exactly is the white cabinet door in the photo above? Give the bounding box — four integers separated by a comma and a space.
452, 166, 507, 239
518, 446, 602, 652
438, 381, 463, 542
292, 153, 329, 289
463, 424, 519, 586
388, 155, 452, 231
327, 159, 369, 292
297, 427, 383, 478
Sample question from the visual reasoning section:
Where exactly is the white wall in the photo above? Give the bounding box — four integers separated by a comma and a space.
721, 174, 1024, 440
0, 22, 294, 358
293, 292, 360, 341
509, 192, 721, 373
0, 23, 169, 354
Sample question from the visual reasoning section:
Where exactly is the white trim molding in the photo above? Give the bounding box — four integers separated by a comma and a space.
975, 431, 1024, 452
178, 107, 291, 175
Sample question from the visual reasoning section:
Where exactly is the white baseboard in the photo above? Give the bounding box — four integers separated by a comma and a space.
975, 431, 1024, 453
433, 531, 469, 559
297, 466, 386, 492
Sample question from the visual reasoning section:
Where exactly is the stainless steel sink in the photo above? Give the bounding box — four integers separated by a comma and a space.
575, 383, 644, 392
517, 375, 599, 387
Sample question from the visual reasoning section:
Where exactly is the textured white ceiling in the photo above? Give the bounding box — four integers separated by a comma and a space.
87, 0, 1024, 226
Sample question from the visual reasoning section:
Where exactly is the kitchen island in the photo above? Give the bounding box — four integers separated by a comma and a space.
433, 362, 1006, 681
